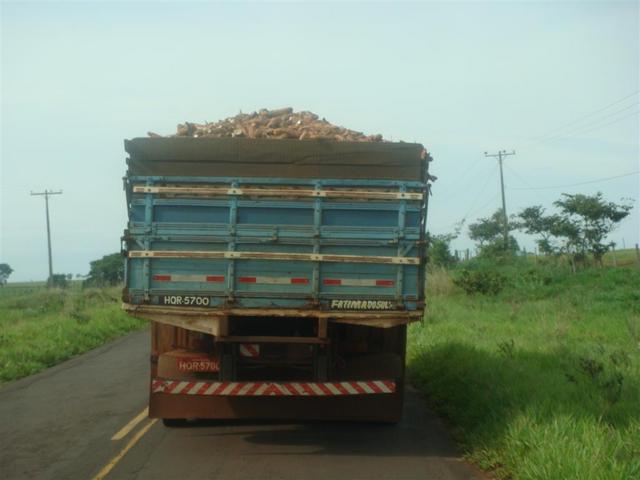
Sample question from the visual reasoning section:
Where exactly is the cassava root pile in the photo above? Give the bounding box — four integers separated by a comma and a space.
149, 108, 386, 142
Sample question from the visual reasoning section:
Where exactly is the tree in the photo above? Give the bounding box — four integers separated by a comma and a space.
426, 232, 458, 268
85, 253, 124, 286
553, 193, 632, 266
468, 209, 519, 257
517, 193, 632, 268
518, 206, 562, 255
0, 263, 13, 285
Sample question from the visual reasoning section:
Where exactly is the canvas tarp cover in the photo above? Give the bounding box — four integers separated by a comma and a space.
125, 137, 426, 181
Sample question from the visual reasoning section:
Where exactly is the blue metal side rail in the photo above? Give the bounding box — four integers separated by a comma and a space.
123, 176, 427, 312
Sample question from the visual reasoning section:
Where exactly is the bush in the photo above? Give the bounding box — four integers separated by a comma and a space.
84, 253, 124, 286
427, 233, 458, 268
49, 274, 69, 288
453, 268, 505, 295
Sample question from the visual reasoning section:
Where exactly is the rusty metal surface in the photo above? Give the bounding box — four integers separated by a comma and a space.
125, 137, 426, 181
124, 303, 422, 322
125, 304, 421, 334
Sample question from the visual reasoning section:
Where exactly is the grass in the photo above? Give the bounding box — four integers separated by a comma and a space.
408, 261, 640, 479
603, 248, 639, 268
0, 283, 146, 384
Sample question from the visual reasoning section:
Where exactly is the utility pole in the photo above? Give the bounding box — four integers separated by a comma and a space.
484, 150, 515, 249
31, 190, 62, 286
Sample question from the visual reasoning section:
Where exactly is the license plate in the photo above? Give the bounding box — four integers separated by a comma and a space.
159, 295, 211, 307
178, 357, 219, 372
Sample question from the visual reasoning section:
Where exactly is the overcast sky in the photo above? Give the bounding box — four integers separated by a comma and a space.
1, 1, 638, 282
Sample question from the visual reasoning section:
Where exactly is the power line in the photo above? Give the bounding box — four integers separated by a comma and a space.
529, 90, 639, 142
458, 163, 499, 222
565, 110, 639, 137
537, 103, 638, 143
436, 159, 491, 204
464, 192, 500, 221
503, 163, 549, 206
507, 171, 639, 191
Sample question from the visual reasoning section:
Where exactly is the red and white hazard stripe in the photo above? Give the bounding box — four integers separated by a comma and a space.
239, 276, 309, 285
239, 344, 260, 358
323, 278, 395, 287
152, 274, 225, 282
151, 379, 396, 396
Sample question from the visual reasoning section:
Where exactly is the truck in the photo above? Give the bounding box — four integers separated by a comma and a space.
121, 137, 431, 424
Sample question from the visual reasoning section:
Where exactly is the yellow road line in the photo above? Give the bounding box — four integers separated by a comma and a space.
93, 419, 157, 480
111, 407, 149, 441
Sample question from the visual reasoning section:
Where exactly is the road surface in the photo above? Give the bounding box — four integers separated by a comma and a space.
0, 330, 483, 480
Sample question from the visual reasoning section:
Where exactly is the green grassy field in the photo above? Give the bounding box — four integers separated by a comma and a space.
0, 283, 146, 384
603, 248, 639, 267
408, 263, 640, 479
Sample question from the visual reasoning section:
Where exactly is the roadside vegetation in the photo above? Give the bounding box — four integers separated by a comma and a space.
409, 261, 639, 479
0, 254, 144, 384
412, 192, 638, 479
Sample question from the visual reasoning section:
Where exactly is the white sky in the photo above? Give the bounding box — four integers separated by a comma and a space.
1, 1, 638, 281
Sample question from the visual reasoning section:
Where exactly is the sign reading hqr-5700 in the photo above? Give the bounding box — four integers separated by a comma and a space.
160, 295, 211, 306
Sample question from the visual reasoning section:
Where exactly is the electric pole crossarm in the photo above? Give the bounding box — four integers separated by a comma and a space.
30, 190, 63, 286
483, 150, 515, 248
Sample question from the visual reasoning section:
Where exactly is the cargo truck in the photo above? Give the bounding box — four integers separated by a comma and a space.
122, 137, 431, 424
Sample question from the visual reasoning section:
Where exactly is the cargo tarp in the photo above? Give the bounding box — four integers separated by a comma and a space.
125, 137, 426, 181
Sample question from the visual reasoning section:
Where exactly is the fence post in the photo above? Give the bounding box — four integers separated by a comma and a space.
611, 245, 617, 267
636, 244, 640, 267
465, 249, 469, 261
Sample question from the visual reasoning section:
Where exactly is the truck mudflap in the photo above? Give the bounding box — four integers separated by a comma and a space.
151, 379, 396, 396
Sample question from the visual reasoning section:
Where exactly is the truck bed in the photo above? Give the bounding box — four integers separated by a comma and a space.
123, 137, 428, 324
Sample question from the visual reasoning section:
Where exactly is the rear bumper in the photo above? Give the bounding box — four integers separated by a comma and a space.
152, 378, 396, 396
149, 378, 404, 422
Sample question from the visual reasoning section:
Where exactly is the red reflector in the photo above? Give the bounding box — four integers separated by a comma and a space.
239, 277, 256, 283
153, 275, 171, 281
291, 278, 309, 284
376, 280, 395, 286
323, 279, 341, 285
206, 275, 225, 282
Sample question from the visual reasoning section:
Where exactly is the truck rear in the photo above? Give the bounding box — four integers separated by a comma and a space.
122, 137, 431, 423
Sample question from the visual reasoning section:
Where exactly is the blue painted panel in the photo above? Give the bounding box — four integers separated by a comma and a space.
154, 205, 228, 223
131, 205, 145, 222
406, 211, 420, 228
238, 207, 313, 225
402, 265, 419, 296
323, 209, 397, 227
321, 245, 400, 257
125, 175, 427, 309
236, 243, 313, 253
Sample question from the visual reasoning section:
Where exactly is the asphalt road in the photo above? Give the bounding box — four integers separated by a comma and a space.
0, 330, 482, 480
